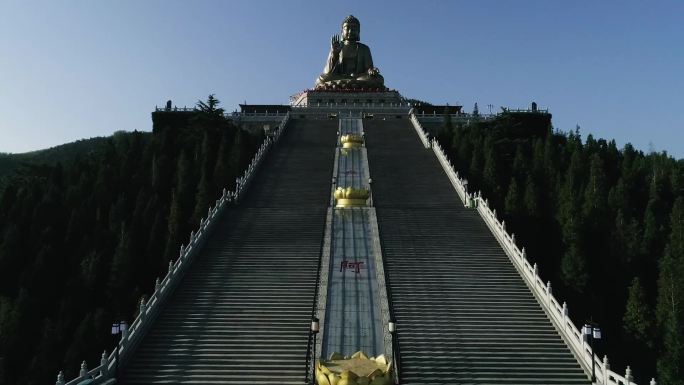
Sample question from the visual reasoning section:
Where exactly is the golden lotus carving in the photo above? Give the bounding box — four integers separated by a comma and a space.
316, 351, 392, 385
334, 187, 369, 207
340, 134, 364, 149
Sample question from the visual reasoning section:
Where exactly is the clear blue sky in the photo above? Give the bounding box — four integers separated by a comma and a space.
1, 0, 683, 157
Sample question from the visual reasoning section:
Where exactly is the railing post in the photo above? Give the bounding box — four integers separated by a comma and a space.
168, 259, 174, 274
602, 356, 609, 383
100, 351, 108, 376
139, 297, 147, 318
625, 366, 633, 383
79, 360, 88, 378
56, 371, 65, 385
650, 378, 657, 385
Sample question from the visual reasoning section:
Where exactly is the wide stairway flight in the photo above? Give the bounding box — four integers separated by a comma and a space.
365, 119, 589, 384
121, 119, 336, 384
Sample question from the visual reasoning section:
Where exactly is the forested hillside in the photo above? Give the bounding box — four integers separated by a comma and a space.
437, 112, 684, 384
0, 137, 110, 193
0, 96, 264, 384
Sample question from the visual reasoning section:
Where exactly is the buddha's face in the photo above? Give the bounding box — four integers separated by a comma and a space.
342, 22, 360, 42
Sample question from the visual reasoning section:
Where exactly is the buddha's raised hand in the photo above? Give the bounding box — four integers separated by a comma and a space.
331, 34, 341, 53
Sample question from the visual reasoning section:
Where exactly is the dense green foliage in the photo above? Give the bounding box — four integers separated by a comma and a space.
0, 137, 110, 193
402, 97, 433, 107
0, 96, 264, 384
437, 115, 684, 382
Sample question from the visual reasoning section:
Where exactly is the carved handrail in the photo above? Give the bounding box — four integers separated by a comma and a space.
153, 107, 289, 119
56, 112, 291, 385
430, 137, 655, 385
154, 106, 196, 112
291, 103, 411, 110
408, 109, 431, 149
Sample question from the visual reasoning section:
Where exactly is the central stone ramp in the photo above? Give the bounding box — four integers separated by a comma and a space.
121, 119, 336, 384
365, 120, 588, 384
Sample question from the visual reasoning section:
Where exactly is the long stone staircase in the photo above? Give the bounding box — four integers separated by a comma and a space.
365, 119, 589, 384
121, 119, 336, 384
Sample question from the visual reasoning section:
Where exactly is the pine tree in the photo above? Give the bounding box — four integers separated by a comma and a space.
196, 94, 225, 117
542, 132, 559, 199
560, 216, 588, 292
611, 210, 642, 271
164, 189, 180, 261
226, 128, 245, 189
0, 225, 21, 293
197, 130, 218, 196
107, 227, 132, 312
624, 277, 654, 346
512, 146, 528, 180
608, 178, 628, 214
504, 177, 521, 217
483, 145, 499, 197
213, 129, 232, 192
523, 174, 540, 218
643, 168, 669, 259
582, 153, 608, 219
559, 171, 588, 292
454, 129, 473, 174
439, 104, 454, 142
174, 150, 194, 238
192, 168, 211, 227
656, 197, 684, 384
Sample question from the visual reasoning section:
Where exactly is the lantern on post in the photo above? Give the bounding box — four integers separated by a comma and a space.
111, 320, 129, 379
310, 317, 320, 385
582, 322, 601, 383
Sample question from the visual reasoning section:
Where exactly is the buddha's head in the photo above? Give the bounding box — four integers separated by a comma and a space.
341, 15, 360, 42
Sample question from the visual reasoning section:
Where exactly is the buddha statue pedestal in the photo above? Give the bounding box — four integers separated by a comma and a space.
289, 89, 404, 110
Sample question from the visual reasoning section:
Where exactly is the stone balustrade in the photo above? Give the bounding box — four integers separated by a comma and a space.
154, 106, 288, 119
408, 109, 431, 148
431, 136, 656, 385
291, 102, 411, 109
55, 112, 290, 385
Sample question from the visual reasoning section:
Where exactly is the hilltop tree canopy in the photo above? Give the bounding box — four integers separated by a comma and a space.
0, 95, 265, 385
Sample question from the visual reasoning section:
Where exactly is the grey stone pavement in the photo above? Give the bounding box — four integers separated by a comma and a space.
322, 208, 385, 358
321, 118, 385, 358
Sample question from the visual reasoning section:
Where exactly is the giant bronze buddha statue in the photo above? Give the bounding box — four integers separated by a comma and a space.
315, 15, 386, 90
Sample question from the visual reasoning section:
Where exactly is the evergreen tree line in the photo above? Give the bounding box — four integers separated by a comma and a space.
437, 114, 684, 384
0, 96, 264, 384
